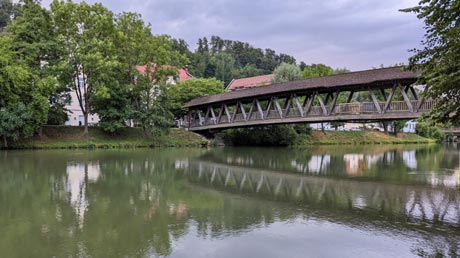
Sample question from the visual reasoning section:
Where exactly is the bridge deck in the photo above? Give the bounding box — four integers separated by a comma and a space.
184, 67, 432, 131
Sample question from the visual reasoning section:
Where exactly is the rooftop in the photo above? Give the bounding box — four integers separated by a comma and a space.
226, 74, 275, 91
184, 67, 420, 108
136, 64, 192, 81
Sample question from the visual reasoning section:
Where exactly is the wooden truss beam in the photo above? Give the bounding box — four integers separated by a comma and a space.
399, 86, 414, 112
369, 89, 382, 114
316, 92, 328, 116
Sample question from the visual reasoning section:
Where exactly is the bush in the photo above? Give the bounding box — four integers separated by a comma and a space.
293, 124, 312, 135
416, 122, 445, 142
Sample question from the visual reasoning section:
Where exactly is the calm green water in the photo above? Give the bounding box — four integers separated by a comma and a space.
1, 145, 459, 258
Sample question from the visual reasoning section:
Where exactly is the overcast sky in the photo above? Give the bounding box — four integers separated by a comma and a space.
41, 0, 425, 71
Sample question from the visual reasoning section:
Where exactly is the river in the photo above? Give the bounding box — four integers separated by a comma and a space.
0, 145, 459, 258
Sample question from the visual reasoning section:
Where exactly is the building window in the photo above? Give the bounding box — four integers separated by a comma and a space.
78, 78, 85, 88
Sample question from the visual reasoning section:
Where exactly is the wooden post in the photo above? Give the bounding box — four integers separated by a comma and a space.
210, 107, 217, 125
369, 89, 382, 114
293, 94, 305, 117
264, 97, 273, 119
328, 90, 340, 115
247, 99, 255, 121
256, 99, 265, 119
316, 92, 328, 116
383, 84, 397, 113
399, 86, 414, 112
224, 104, 232, 122
274, 97, 283, 118
346, 90, 354, 103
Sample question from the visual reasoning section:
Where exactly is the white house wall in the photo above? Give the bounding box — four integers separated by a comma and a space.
65, 91, 100, 126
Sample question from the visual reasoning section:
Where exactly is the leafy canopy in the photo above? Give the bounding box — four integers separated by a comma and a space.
401, 0, 460, 125
168, 78, 225, 117
273, 62, 302, 83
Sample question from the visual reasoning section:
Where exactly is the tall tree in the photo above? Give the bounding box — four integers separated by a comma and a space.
401, 0, 460, 124
6, 0, 58, 131
211, 52, 235, 86
302, 64, 335, 78
51, 0, 119, 133
129, 35, 187, 135
273, 62, 302, 83
0, 36, 51, 147
168, 78, 224, 118
238, 64, 263, 78
93, 11, 153, 133
0, 0, 15, 31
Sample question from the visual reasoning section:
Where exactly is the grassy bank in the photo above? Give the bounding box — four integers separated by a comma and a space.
297, 131, 436, 145
6, 126, 208, 149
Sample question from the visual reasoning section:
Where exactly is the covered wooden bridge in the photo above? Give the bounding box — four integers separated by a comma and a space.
184, 67, 434, 131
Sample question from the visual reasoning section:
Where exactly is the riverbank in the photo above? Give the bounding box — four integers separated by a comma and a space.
3, 126, 436, 150
297, 131, 436, 145
5, 126, 208, 149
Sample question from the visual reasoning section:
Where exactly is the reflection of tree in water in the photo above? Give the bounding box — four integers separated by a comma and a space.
182, 159, 460, 257
0, 148, 459, 258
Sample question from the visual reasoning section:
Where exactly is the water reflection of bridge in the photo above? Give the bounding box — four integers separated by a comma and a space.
180, 161, 460, 227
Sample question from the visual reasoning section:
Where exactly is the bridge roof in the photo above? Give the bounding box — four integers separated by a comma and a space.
184, 67, 420, 108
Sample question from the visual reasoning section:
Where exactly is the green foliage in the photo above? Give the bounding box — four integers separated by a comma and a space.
223, 125, 299, 146
302, 63, 335, 79
222, 124, 314, 147
401, 1, 460, 124
93, 81, 132, 133
334, 67, 351, 74
51, 0, 120, 132
293, 124, 313, 135
392, 120, 407, 135
188, 35, 297, 78
210, 52, 235, 85
133, 83, 174, 136
0, 35, 50, 146
238, 64, 264, 78
416, 122, 445, 142
273, 62, 302, 83
0, 103, 33, 147
0, 0, 12, 30
168, 78, 225, 117
7, 0, 56, 70
108, 12, 186, 134
46, 102, 67, 125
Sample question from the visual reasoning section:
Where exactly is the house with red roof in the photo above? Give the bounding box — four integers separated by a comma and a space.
226, 74, 275, 91
135, 64, 193, 84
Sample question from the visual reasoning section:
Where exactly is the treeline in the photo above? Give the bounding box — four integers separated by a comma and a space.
171, 36, 297, 85
171, 36, 352, 86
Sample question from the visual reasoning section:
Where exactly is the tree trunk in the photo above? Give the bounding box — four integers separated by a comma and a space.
84, 112, 89, 134
38, 126, 43, 138
382, 121, 388, 134
321, 123, 325, 132
3, 135, 7, 148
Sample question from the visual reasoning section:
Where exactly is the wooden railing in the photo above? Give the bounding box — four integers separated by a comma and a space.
189, 99, 436, 128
